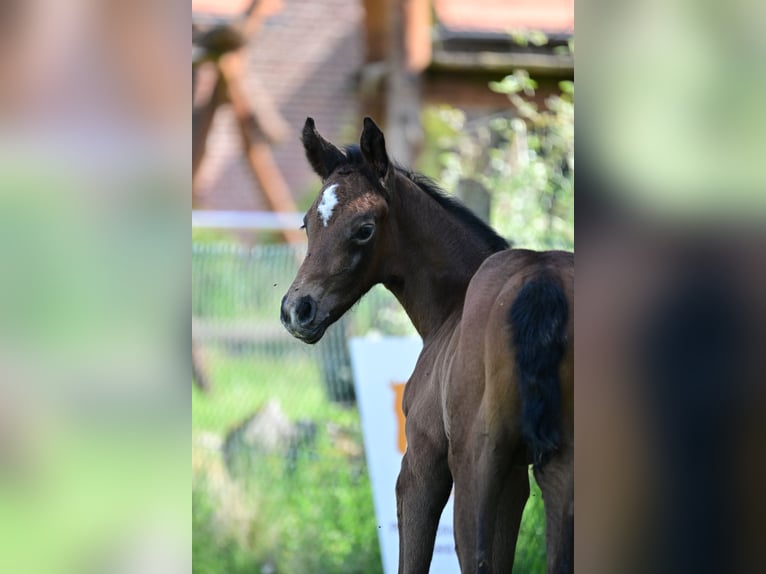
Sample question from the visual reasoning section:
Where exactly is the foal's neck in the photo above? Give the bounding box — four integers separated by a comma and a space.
382, 175, 502, 341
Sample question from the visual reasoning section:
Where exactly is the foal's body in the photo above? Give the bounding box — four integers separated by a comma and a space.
281, 117, 574, 573
400, 248, 573, 573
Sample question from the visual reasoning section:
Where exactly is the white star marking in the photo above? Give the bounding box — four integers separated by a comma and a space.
317, 184, 339, 227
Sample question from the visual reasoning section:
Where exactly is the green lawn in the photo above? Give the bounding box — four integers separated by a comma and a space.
192, 348, 358, 435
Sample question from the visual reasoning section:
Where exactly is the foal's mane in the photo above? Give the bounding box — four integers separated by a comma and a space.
342, 145, 509, 254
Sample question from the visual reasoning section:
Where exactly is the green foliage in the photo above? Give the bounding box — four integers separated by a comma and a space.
193, 486, 264, 574
507, 28, 550, 48
193, 441, 382, 574
192, 347, 546, 572
419, 68, 574, 251
192, 345, 381, 573
516, 471, 548, 572
253, 440, 381, 574
191, 350, 348, 435
194, 414, 381, 573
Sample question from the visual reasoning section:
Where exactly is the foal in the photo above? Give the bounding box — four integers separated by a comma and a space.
281, 117, 574, 573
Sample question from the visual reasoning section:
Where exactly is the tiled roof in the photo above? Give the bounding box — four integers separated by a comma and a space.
434, 0, 574, 34
192, 0, 252, 16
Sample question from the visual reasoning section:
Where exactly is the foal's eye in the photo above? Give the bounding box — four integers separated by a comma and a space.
352, 223, 375, 243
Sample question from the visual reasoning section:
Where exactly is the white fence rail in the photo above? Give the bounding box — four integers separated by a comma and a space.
192, 210, 305, 231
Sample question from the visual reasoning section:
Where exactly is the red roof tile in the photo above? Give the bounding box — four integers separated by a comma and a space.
192, 0, 252, 16
434, 0, 574, 34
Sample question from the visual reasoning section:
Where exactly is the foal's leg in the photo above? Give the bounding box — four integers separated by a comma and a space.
474, 437, 529, 574
456, 462, 529, 574
489, 466, 530, 573
396, 432, 453, 573
534, 444, 574, 574
451, 465, 477, 572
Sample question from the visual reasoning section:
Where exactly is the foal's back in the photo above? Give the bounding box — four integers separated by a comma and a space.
449, 248, 574, 458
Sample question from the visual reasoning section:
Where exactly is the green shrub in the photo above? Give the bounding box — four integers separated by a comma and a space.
419, 55, 574, 252
193, 430, 382, 574
193, 485, 264, 574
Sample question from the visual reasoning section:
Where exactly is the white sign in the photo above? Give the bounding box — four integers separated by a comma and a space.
350, 337, 460, 574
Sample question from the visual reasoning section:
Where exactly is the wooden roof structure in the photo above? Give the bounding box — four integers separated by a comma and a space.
191, 0, 574, 217
360, 0, 574, 163
192, 0, 303, 244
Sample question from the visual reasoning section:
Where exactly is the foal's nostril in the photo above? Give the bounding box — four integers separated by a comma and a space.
280, 295, 290, 325
295, 296, 317, 327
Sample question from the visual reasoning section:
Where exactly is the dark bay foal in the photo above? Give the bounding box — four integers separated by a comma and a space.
281, 117, 574, 573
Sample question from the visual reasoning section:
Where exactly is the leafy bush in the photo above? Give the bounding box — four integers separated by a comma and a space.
193, 433, 382, 574
193, 457, 545, 574
253, 438, 381, 574
419, 60, 574, 251
193, 485, 264, 574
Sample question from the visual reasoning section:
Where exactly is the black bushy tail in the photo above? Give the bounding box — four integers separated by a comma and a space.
509, 273, 569, 468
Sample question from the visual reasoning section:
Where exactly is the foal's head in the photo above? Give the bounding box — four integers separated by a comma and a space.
280, 117, 393, 343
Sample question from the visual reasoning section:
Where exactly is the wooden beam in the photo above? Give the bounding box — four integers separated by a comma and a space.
192, 0, 301, 244
243, 0, 283, 38
362, 0, 390, 63
430, 49, 575, 75
385, 0, 422, 165
404, 0, 431, 72
192, 70, 225, 184
219, 52, 289, 144
240, 136, 305, 245
219, 53, 303, 244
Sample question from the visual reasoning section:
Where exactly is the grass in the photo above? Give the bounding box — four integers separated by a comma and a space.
192, 344, 546, 573
193, 453, 382, 574
193, 345, 381, 573
516, 473, 547, 572
192, 348, 358, 435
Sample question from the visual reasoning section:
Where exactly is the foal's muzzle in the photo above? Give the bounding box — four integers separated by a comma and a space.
280, 294, 326, 343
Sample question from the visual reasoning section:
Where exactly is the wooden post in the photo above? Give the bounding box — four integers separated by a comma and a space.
192, 68, 225, 184
384, 0, 430, 165
192, 340, 211, 393
456, 178, 491, 224
218, 53, 289, 145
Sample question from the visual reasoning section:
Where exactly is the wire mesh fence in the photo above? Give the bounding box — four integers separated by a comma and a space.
192, 242, 408, 573
191, 241, 546, 574
192, 242, 407, 403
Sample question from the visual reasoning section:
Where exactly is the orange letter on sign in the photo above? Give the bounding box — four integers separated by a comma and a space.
391, 382, 407, 454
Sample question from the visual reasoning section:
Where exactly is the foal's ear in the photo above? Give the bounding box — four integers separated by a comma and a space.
360, 117, 390, 181
302, 117, 346, 180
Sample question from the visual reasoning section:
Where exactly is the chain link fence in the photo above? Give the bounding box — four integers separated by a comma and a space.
192, 241, 410, 573
192, 242, 406, 402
